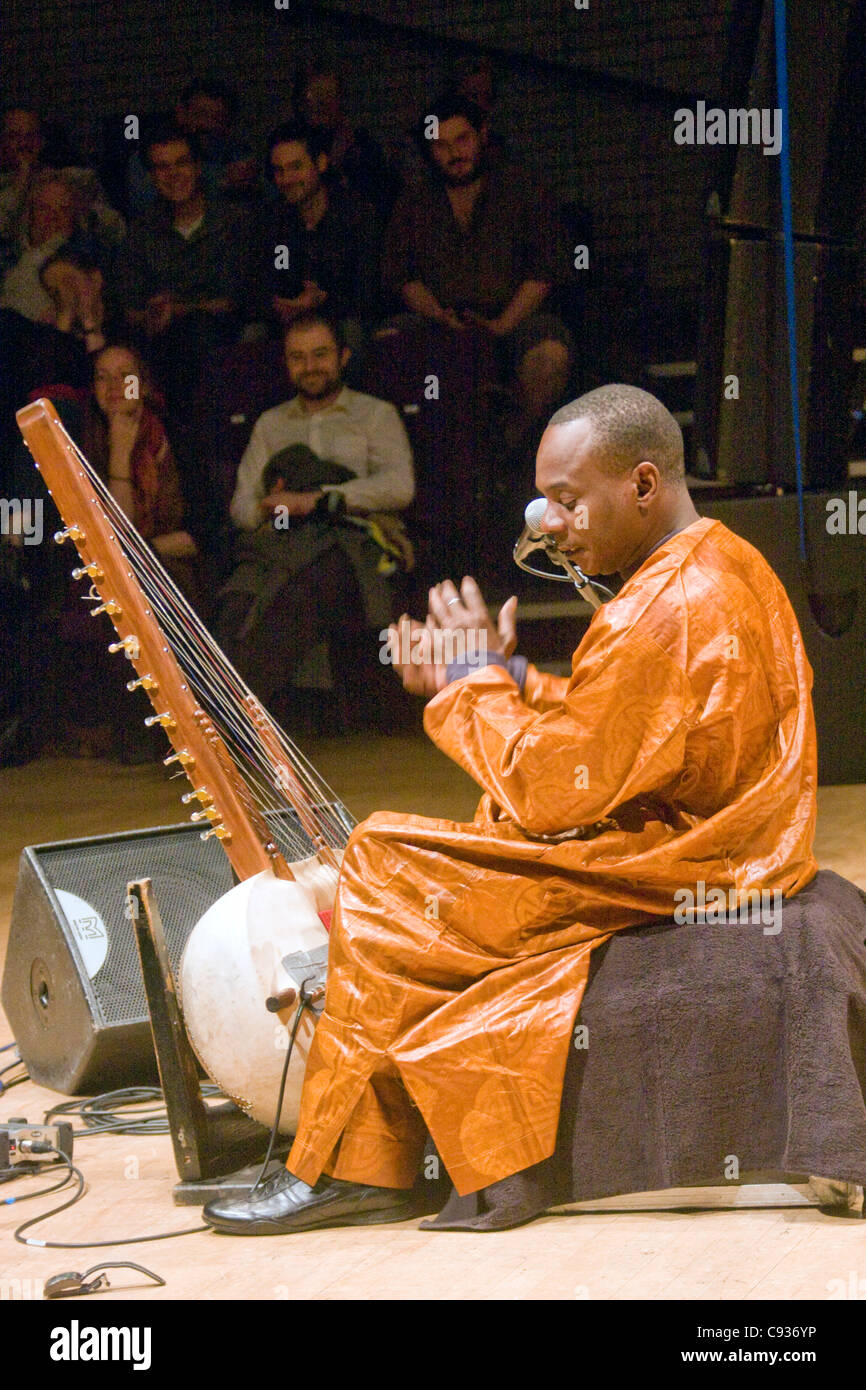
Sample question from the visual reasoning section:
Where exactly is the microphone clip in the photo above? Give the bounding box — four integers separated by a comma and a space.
512, 501, 613, 609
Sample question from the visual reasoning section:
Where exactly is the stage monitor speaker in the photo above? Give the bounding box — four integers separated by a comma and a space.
692, 236, 857, 487
1, 823, 235, 1094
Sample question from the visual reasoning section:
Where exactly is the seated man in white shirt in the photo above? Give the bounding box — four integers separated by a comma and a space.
217, 312, 415, 730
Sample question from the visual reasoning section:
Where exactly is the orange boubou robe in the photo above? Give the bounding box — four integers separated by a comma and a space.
286, 518, 818, 1196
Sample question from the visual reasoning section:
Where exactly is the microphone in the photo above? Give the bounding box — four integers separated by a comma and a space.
512, 497, 613, 609
513, 498, 550, 563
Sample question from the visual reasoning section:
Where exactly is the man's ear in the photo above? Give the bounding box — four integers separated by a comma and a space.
340, 345, 351, 370
634, 461, 660, 502
316, 152, 329, 177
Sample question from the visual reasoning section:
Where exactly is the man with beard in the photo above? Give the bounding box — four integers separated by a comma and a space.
258, 121, 381, 347
217, 312, 414, 728
295, 66, 399, 222
382, 96, 572, 419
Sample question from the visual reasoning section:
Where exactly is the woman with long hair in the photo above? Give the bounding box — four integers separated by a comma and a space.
82, 342, 197, 564
19, 344, 201, 762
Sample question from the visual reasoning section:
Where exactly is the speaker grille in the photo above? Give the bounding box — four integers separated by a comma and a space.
39, 828, 235, 1025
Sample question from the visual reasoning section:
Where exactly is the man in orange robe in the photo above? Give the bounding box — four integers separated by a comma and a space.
203, 384, 818, 1234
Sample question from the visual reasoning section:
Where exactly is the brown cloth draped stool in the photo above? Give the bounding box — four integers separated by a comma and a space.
426, 869, 866, 1230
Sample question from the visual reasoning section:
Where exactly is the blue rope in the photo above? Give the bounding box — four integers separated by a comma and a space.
773, 0, 808, 561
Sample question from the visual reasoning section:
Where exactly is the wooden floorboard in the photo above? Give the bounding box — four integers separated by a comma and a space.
1, 737, 864, 1301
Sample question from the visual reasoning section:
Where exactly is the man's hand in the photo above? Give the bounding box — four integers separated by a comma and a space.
436, 307, 465, 333
461, 309, 508, 337
107, 402, 143, 455
261, 489, 321, 519
272, 280, 329, 325
428, 577, 518, 660
386, 614, 447, 698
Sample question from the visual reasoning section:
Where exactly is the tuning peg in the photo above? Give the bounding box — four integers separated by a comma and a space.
126, 675, 158, 693
144, 712, 176, 730
71, 562, 104, 581
164, 750, 194, 769
181, 787, 212, 805
90, 599, 121, 618
189, 806, 220, 823
109, 635, 140, 659
54, 526, 84, 544
200, 825, 231, 842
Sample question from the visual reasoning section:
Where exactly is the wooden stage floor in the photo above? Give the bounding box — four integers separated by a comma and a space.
1, 735, 864, 1302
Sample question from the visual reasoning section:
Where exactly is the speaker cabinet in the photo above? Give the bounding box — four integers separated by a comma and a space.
723, 0, 858, 237
692, 236, 857, 488
1, 824, 235, 1094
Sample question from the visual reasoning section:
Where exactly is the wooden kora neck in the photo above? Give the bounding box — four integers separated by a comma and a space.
16, 397, 345, 883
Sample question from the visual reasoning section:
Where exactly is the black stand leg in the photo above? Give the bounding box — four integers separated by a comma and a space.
127, 878, 288, 1204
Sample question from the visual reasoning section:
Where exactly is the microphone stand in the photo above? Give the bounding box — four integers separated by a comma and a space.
513, 532, 612, 610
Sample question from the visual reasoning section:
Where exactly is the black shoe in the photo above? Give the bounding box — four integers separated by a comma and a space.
202, 1166, 421, 1235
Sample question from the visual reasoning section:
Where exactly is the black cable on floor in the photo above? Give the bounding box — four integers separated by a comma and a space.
1, 1161, 76, 1203
12, 1147, 208, 1248
0, 1071, 29, 1095
44, 1084, 222, 1137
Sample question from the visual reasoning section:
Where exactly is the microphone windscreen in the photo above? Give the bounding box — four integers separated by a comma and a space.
524, 497, 548, 534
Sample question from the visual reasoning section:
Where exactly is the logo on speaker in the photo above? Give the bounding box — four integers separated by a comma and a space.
55, 891, 108, 977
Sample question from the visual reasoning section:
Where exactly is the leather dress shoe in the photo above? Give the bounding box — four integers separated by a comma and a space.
202, 1166, 421, 1235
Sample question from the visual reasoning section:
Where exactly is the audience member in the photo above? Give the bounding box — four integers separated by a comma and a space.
0, 171, 91, 321
0, 108, 124, 253
39, 245, 118, 353
177, 79, 258, 199
113, 123, 251, 421
296, 64, 399, 221
19, 343, 200, 761
258, 120, 381, 346
124, 78, 259, 216
85, 343, 198, 566
0, 106, 46, 218
218, 312, 414, 729
229, 313, 413, 526
383, 96, 572, 417
392, 58, 505, 199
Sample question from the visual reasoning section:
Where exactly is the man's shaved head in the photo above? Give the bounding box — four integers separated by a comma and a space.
535, 382, 698, 577
548, 384, 684, 482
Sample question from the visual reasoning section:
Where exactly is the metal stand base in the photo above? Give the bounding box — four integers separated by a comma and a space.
172, 1155, 290, 1206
